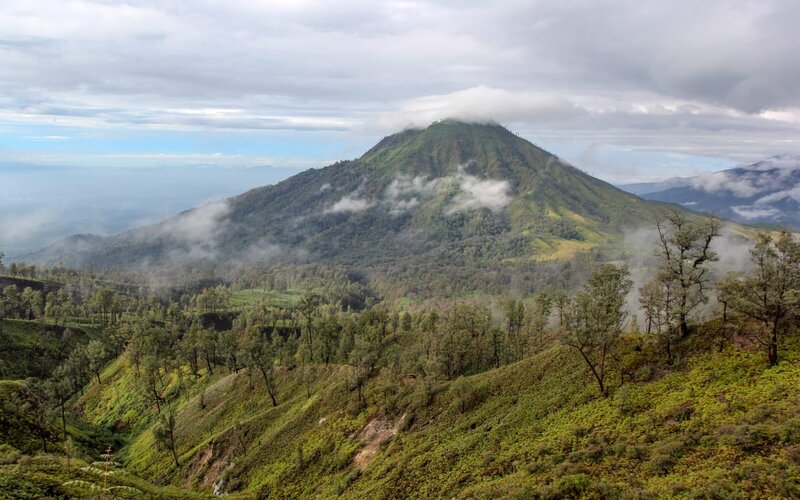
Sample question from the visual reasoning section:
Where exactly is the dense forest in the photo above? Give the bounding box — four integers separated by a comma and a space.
1, 211, 799, 497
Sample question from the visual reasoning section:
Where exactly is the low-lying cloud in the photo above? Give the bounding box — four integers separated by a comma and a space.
689, 155, 800, 198
161, 200, 231, 243
383, 176, 443, 215
323, 165, 513, 217
449, 169, 512, 213
325, 192, 374, 214
731, 205, 782, 220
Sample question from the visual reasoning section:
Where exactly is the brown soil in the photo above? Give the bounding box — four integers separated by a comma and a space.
353, 414, 406, 470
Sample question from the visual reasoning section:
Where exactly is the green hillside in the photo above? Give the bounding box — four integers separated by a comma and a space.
68, 332, 800, 498
0, 319, 98, 379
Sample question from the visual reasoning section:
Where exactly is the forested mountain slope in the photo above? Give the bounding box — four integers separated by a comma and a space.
29, 121, 677, 282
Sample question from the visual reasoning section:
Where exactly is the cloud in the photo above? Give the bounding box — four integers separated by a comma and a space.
0, 207, 62, 251
1, 1, 799, 145
756, 186, 800, 204
241, 238, 283, 264
731, 205, 782, 220
160, 200, 231, 243
690, 171, 765, 198
383, 176, 443, 214
325, 192, 374, 214
689, 155, 800, 198
379, 86, 585, 130
448, 168, 512, 213
380, 168, 513, 215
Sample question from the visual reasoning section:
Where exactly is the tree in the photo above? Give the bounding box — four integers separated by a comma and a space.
180, 321, 203, 377
505, 299, 525, 361
718, 232, 800, 365
19, 378, 53, 452
154, 406, 180, 467
21, 287, 43, 320
298, 292, 321, 362
48, 365, 74, 445
563, 264, 633, 396
86, 340, 109, 384
639, 277, 677, 364
242, 325, 279, 406
315, 314, 341, 364
551, 290, 569, 327
654, 211, 721, 337
3, 285, 21, 318
91, 288, 115, 325
139, 356, 166, 412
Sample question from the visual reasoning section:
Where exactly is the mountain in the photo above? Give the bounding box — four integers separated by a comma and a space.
626, 155, 800, 229
27, 121, 679, 289
21, 233, 105, 267
618, 177, 691, 196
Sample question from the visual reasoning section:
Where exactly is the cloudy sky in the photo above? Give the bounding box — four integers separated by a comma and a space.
2, 0, 800, 254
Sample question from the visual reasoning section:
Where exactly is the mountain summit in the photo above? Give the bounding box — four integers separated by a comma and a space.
28, 120, 672, 289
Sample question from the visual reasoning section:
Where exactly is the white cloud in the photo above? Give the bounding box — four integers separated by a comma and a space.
379, 86, 585, 130
383, 176, 443, 214
731, 205, 782, 219
1, 0, 799, 155
756, 186, 800, 204
448, 168, 512, 213
0, 207, 61, 243
380, 169, 513, 215
325, 193, 374, 214
691, 171, 763, 197
160, 200, 231, 242
689, 155, 800, 198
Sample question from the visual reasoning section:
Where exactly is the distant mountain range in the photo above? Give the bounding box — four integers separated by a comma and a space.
25, 120, 697, 293
619, 155, 800, 229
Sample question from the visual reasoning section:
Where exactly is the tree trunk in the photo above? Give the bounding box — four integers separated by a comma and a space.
259, 366, 278, 407
679, 314, 689, 338
575, 347, 607, 397
204, 352, 214, 375
769, 321, 779, 366
60, 401, 67, 443
170, 438, 179, 467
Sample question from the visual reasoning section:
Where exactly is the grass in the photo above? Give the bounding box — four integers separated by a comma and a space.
66, 331, 800, 498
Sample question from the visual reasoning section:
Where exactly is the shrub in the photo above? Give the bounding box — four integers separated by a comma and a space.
780, 417, 800, 445
647, 437, 686, 474
717, 424, 780, 452
555, 473, 591, 497
666, 401, 694, 422
0, 444, 21, 465
448, 377, 484, 414
784, 444, 800, 466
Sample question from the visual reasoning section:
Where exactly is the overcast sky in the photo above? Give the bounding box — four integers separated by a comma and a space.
2, 0, 800, 254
